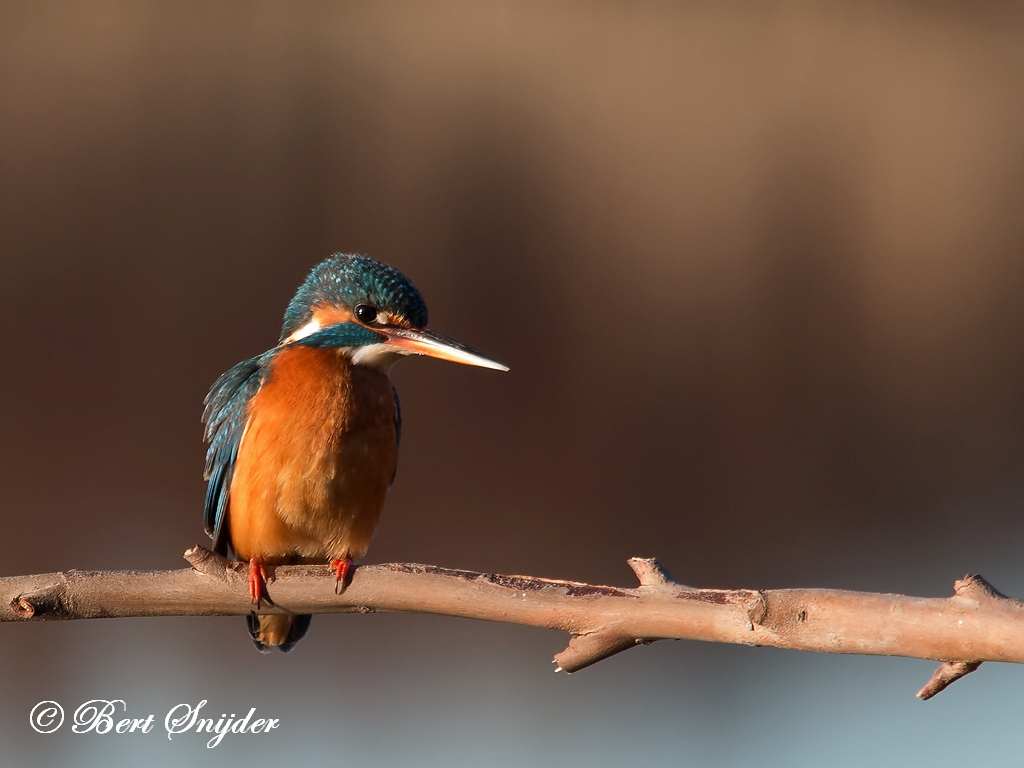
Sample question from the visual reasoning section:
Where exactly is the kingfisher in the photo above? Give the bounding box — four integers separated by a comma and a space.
202, 254, 507, 652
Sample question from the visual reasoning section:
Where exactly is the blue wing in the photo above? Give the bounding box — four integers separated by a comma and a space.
391, 386, 401, 485
202, 352, 270, 556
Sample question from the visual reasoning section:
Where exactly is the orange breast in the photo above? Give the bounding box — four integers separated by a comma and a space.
227, 344, 398, 565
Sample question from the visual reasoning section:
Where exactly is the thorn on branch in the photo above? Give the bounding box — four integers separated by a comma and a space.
954, 574, 1006, 602
554, 631, 644, 673
183, 545, 235, 579
627, 557, 695, 591
628, 557, 673, 586
917, 660, 982, 700
911, 574, 1002, 700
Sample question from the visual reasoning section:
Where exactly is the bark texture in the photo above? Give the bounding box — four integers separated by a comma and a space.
2, 547, 1017, 698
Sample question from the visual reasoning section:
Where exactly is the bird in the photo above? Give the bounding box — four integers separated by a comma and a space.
202, 254, 507, 652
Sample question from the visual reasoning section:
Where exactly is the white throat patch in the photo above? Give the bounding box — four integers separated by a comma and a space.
348, 343, 408, 374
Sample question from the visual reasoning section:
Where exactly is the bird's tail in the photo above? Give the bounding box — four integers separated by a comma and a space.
246, 614, 312, 653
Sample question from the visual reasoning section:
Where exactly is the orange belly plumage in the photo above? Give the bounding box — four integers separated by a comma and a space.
227, 344, 398, 566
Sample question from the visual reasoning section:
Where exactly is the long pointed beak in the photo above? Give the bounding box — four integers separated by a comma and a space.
385, 327, 509, 371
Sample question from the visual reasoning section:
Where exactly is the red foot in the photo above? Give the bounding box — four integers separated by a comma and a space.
248, 558, 269, 608
331, 557, 352, 594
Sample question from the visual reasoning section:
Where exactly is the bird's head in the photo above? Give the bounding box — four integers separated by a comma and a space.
279, 254, 508, 374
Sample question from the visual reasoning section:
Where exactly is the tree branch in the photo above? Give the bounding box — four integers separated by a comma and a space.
2, 547, 1019, 698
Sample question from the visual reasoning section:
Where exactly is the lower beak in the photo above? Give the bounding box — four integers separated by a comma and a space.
385, 328, 509, 371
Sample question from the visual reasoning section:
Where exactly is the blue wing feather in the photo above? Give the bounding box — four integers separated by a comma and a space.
202, 352, 271, 555
391, 386, 401, 485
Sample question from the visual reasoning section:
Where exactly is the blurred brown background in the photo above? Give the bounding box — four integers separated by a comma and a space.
3, 2, 1024, 765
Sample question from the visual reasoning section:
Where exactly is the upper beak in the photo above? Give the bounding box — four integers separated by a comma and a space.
385, 327, 509, 371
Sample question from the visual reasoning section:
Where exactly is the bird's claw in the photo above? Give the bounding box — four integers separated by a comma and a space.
248, 558, 269, 608
331, 557, 352, 594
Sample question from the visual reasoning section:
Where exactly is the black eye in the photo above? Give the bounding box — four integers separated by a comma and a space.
354, 304, 378, 324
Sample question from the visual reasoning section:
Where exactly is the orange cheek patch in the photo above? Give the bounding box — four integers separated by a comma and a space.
311, 304, 353, 327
